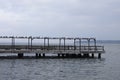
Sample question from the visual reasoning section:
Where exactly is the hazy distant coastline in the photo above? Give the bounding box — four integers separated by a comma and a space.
97, 40, 120, 44
0, 40, 120, 45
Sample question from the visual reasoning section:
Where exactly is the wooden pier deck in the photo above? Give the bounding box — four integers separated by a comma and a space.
0, 36, 105, 58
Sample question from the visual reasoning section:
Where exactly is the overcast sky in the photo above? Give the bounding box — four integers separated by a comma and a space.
0, 0, 120, 40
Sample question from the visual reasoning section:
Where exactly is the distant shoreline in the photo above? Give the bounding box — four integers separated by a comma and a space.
97, 40, 120, 44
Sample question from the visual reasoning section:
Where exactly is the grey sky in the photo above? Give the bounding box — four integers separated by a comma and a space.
0, 0, 120, 40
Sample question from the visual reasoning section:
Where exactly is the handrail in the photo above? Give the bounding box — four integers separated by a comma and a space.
0, 45, 104, 51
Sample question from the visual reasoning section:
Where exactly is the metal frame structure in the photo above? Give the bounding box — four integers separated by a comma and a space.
0, 36, 105, 58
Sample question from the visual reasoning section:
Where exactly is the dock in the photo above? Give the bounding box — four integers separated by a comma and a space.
0, 36, 105, 58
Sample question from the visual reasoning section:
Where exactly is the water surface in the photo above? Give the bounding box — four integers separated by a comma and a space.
0, 43, 120, 80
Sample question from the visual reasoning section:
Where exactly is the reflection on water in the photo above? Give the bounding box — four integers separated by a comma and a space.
0, 58, 105, 80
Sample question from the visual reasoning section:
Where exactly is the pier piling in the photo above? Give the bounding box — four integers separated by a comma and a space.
43, 53, 45, 57
18, 53, 23, 58
62, 54, 64, 58
98, 53, 101, 58
78, 54, 82, 57
39, 54, 41, 57
92, 53, 94, 58
36, 53, 39, 58
58, 54, 60, 57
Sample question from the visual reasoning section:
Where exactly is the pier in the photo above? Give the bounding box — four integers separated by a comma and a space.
0, 36, 105, 58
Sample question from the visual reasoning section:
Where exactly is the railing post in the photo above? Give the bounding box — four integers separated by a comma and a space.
103, 46, 104, 52
44, 38, 46, 50
59, 38, 61, 50
88, 38, 90, 52
48, 38, 49, 50
31, 37, 33, 51
98, 53, 101, 58
74, 39, 76, 50
64, 38, 65, 51
28, 37, 30, 50
11, 36, 15, 52
79, 39, 81, 53
94, 38, 97, 52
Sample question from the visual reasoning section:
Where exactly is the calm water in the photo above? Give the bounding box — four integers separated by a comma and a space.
0, 43, 120, 80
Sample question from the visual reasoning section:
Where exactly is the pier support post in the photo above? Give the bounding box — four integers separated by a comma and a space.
18, 53, 23, 58
92, 53, 94, 58
36, 53, 39, 58
43, 53, 45, 57
62, 54, 64, 58
58, 54, 60, 57
66, 54, 69, 58
36, 53, 38, 57
70, 54, 72, 58
39, 54, 41, 57
98, 53, 101, 58
73, 54, 77, 58
78, 54, 82, 58
71, 54, 77, 58
87, 54, 90, 57
83, 54, 89, 58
